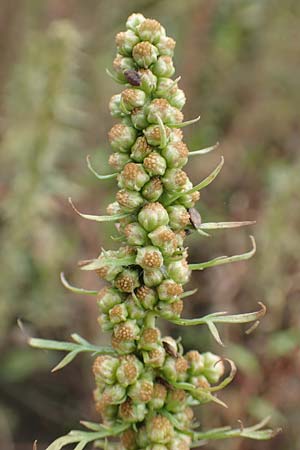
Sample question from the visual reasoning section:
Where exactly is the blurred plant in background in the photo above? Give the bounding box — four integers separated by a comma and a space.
0, 0, 299, 449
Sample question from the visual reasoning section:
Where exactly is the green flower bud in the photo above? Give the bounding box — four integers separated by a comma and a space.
126, 295, 146, 320
124, 222, 148, 246
95, 256, 123, 282
119, 399, 147, 423
94, 391, 119, 425
156, 36, 176, 57
93, 355, 119, 385
114, 268, 141, 292
155, 77, 178, 99
177, 189, 200, 209
162, 168, 189, 192
174, 230, 186, 248
152, 56, 175, 77
132, 41, 158, 68
169, 128, 183, 143
162, 142, 189, 168
143, 152, 167, 176
128, 377, 154, 403
139, 327, 161, 351
136, 246, 164, 270
185, 350, 204, 375
136, 285, 158, 309
173, 408, 194, 430
116, 355, 143, 387
109, 94, 125, 118
112, 335, 136, 354
103, 383, 127, 405
131, 106, 149, 130
167, 205, 190, 231
106, 200, 122, 215
116, 189, 144, 212
143, 346, 166, 368
108, 123, 137, 152
137, 426, 150, 448
162, 356, 188, 382
126, 13, 145, 31
97, 287, 123, 313
137, 18, 164, 44
109, 152, 131, 171
167, 258, 191, 284
157, 299, 184, 319
109, 302, 128, 324
148, 225, 178, 256
147, 98, 183, 125
143, 268, 164, 287
121, 88, 146, 112
130, 136, 153, 162
202, 352, 225, 384
143, 124, 171, 147
115, 30, 140, 56
98, 312, 114, 332
138, 202, 169, 231
121, 428, 138, 450
138, 69, 157, 94
148, 382, 167, 410
142, 177, 163, 202
169, 434, 191, 450
166, 389, 187, 413
114, 320, 140, 345
168, 88, 186, 110
113, 54, 136, 82
157, 279, 183, 303
146, 415, 174, 444
118, 162, 149, 191
189, 375, 210, 390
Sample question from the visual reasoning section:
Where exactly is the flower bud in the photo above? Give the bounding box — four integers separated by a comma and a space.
124, 222, 148, 246
167, 258, 191, 284
126, 295, 146, 320
142, 177, 163, 202
155, 77, 178, 99
148, 382, 167, 410
114, 319, 140, 343
116, 189, 144, 212
112, 335, 136, 354
162, 142, 189, 168
148, 225, 178, 256
167, 205, 190, 230
121, 428, 138, 450
136, 246, 164, 270
146, 415, 174, 444
93, 355, 119, 385
108, 123, 137, 152
94, 391, 118, 424
121, 88, 146, 112
138, 202, 169, 231
168, 89, 186, 110
202, 352, 225, 384
144, 346, 166, 368
132, 41, 158, 68
173, 407, 194, 428
185, 350, 204, 375
114, 268, 141, 292
143, 152, 167, 176
103, 383, 127, 404
130, 136, 153, 162
190, 375, 210, 390
157, 299, 183, 319
109, 152, 131, 171
166, 389, 187, 413
109, 302, 128, 324
169, 128, 183, 143
106, 201, 122, 216
147, 98, 173, 124
137, 425, 150, 448
119, 399, 147, 423
97, 287, 123, 313
143, 124, 171, 147
157, 279, 183, 303
139, 327, 161, 351
98, 313, 114, 332
177, 189, 200, 209
116, 355, 142, 387
115, 30, 140, 56
143, 268, 164, 287
137, 19, 164, 44
118, 162, 149, 191
131, 106, 149, 130
113, 54, 136, 82
162, 168, 189, 192
152, 56, 175, 77
162, 356, 188, 382
156, 36, 176, 57
109, 94, 125, 118
169, 434, 191, 450
136, 285, 157, 309
126, 13, 145, 31
138, 69, 157, 94
128, 377, 154, 403
95, 258, 123, 282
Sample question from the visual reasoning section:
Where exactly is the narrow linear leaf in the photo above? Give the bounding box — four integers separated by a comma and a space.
29, 338, 79, 352
86, 155, 117, 180
155, 114, 168, 149
183, 156, 224, 195
213, 302, 266, 324
168, 115, 200, 128
180, 288, 198, 299
60, 272, 98, 295
165, 76, 181, 93
189, 142, 219, 156
69, 198, 129, 222
105, 68, 124, 84
208, 359, 237, 392
199, 220, 256, 230
52, 350, 81, 372
207, 321, 224, 346
79, 255, 136, 271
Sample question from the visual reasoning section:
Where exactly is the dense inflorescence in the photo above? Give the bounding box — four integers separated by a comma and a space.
31, 13, 277, 450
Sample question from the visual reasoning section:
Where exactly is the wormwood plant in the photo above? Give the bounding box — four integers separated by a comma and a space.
31, 14, 278, 450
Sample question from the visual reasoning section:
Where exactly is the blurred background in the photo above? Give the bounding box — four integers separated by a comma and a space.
0, 0, 299, 449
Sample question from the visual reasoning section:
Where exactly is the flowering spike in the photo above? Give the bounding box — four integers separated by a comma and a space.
32, 14, 276, 450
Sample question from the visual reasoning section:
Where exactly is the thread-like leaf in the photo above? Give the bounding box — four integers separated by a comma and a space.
168, 115, 200, 128
86, 155, 117, 180
69, 198, 129, 222
79, 255, 136, 271
199, 220, 256, 230
155, 114, 168, 149
60, 272, 98, 295
189, 142, 219, 156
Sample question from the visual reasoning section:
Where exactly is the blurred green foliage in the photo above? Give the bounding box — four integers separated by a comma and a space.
0, 1, 299, 449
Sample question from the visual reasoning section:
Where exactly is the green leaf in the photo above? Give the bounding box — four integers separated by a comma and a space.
79, 255, 136, 271
86, 155, 117, 180
199, 220, 255, 230
60, 272, 98, 295
168, 115, 200, 128
155, 113, 168, 149
189, 142, 219, 156
189, 235, 256, 270
180, 288, 198, 299
68, 197, 129, 222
